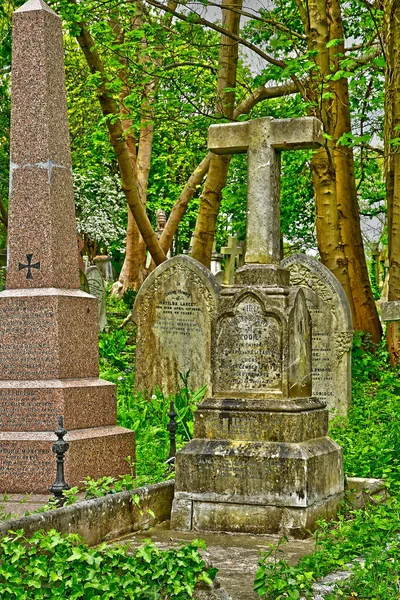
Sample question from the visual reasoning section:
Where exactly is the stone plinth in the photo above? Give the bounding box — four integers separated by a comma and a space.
0, 289, 99, 380
381, 301, 400, 321
171, 265, 344, 537
0, 427, 135, 494
0, 378, 116, 432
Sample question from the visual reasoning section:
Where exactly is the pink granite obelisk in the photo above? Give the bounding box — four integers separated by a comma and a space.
0, 0, 135, 493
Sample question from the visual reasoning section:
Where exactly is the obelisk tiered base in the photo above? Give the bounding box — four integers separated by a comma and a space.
0, 426, 135, 494
0, 289, 135, 494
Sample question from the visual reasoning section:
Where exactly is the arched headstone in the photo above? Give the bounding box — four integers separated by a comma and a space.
133, 255, 220, 395
282, 253, 353, 417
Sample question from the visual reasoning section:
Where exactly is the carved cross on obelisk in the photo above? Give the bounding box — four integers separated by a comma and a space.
18, 253, 40, 279
208, 117, 323, 265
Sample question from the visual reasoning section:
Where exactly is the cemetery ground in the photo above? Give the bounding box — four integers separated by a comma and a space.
0, 290, 399, 599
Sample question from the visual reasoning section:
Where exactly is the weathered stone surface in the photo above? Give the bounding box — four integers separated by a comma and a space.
194, 398, 328, 442
171, 494, 343, 539
380, 300, 400, 321
208, 117, 323, 265
173, 437, 343, 507
213, 280, 312, 399
0, 481, 174, 545
194, 580, 232, 600
133, 255, 220, 395
220, 236, 242, 285
86, 265, 107, 332
282, 253, 353, 417
0, 0, 135, 494
93, 255, 114, 282
171, 117, 343, 536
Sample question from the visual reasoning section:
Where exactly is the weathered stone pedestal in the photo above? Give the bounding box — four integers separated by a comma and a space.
171, 265, 344, 538
0, 0, 134, 494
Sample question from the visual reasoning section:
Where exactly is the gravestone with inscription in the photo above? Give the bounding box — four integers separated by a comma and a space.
171, 117, 344, 537
86, 265, 107, 332
282, 253, 353, 417
133, 255, 220, 395
0, 0, 135, 494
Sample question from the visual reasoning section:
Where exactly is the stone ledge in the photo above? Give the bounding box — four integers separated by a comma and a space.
345, 477, 386, 508
0, 480, 174, 546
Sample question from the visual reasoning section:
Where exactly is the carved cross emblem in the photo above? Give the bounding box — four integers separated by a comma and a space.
18, 254, 41, 279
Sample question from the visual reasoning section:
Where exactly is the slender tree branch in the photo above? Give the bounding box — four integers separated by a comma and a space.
143, 0, 287, 68
163, 61, 218, 71
67, 0, 166, 264
185, 0, 306, 40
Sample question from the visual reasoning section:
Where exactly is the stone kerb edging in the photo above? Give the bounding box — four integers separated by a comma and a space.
0, 480, 174, 547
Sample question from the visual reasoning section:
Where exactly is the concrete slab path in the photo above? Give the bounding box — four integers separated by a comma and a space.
117, 522, 316, 600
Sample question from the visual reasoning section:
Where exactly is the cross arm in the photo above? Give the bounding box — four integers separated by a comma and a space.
208, 117, 324, 155
270, 117, 323, 150
208, 121, 250, 155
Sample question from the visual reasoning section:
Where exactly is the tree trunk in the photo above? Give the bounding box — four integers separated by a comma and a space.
0, 198, 7, 228
70, 3, 167, 273
328, 0, 381, 341
304, 0, 381, 341
191, 0, 242, 267
384, 0, 400, 363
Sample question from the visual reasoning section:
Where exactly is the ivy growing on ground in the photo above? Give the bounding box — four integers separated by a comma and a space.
0, 529, 216, 599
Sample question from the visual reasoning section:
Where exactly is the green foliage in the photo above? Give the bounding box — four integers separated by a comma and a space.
99, 291, 206, 487
254, 336, 400, 598
326, 538, 400, 598
254, 540, 314, 599
0, 529, 216, 599
331, 333, 400, 487
73, 172, 127, 258
368, 253, 381, 300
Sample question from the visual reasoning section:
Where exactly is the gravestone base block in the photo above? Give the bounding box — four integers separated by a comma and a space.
0, 426, 135, 494
171, 435, 343, 537
0, 289, 100, 380
195, 397, 328, 442
171, 494, 343, 539
0, 378, 117, 431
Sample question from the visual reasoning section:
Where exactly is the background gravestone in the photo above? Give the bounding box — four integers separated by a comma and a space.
282, 253, 353, 417
86, 265, 107, 332
133, 255, 220, 395
93, 255, 114, 282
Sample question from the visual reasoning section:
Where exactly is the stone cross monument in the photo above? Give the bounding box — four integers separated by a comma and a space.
221, 236, 243, 285
0, 0, 135, 494
171, 117, 344, 537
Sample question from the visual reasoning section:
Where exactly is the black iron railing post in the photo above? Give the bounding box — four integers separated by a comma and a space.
49, 416, 70, 506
